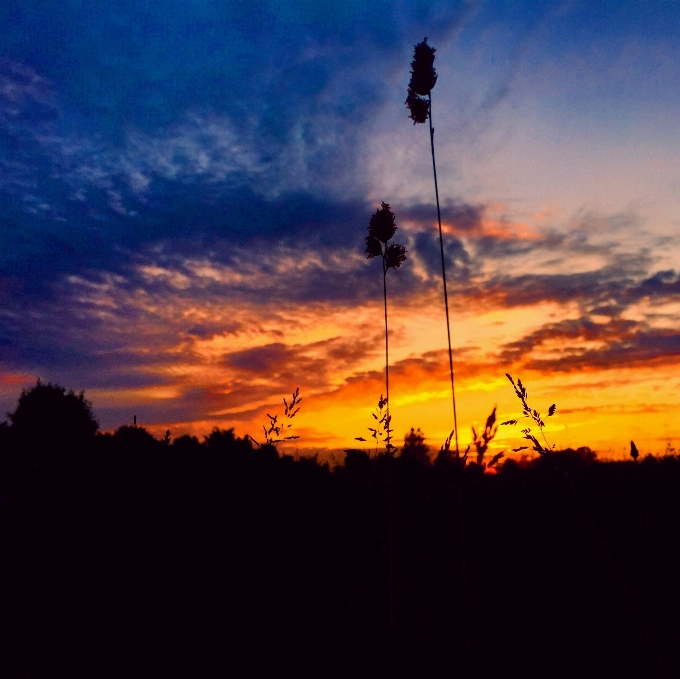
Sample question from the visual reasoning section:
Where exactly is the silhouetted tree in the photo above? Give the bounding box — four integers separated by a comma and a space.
401, 427, 430, 465
630, 440, 639, 461
8, 379, 98, 453
204, 427, 255, 456
172, 434, 201, 454
0, 420, 9, 446
113, 424, 160, 453
341, 448, 372, 475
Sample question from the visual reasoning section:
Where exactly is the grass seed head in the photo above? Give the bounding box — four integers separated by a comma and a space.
365, 234, 382, 259
368, 201, 397, 243
405, 38, 437, 124
385, 242, 407, 269
409, 38, 437, 96
406, 87, 429, 124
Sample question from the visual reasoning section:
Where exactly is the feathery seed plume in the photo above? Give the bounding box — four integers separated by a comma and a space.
406, 38, 437, 124
368, 201, 398, 243
385, 243, 407, 270
365, 235, 383, 259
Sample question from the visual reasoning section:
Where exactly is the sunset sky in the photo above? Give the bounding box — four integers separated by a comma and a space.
1, 1, 679, 459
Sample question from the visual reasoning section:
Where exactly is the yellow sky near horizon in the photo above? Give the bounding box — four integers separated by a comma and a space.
26, 274, 674, 461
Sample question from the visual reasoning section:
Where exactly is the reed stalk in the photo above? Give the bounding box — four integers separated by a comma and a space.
364, 202, 406, 454
407, 38, 459, 454
428, 92, 459, 456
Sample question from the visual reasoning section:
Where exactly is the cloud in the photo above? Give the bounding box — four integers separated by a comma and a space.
1, 1, 468, 131
224, 334, 381, 385
400, 202, 484, 233
0, 2, 470, 305
463, 252, 669, 312
0, 58, 59, 128
500, 316, 680, 373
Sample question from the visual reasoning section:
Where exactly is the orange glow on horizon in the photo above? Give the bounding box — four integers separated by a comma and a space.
3, 247, 679, 463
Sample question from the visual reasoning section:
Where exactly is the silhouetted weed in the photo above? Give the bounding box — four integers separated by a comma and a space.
365, 202, 406, 453
501, 373, 556, 457
355, 393, 394, 456
248, 387, 302, 448
472, 407, 498, 466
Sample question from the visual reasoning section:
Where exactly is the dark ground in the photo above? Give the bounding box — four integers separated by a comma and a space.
1, 430, 679, 677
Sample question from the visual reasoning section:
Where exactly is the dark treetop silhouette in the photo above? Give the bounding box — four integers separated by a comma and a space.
7, 379, 98, 453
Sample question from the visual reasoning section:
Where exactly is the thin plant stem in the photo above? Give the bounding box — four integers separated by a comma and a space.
382, 256, 395, 637
428, 91, 459, 455
382, 257, 390, 452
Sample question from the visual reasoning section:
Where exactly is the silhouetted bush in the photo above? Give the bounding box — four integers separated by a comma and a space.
113, 424, 161, 453
172, 434, 201, 454
7, 380, 98, 453
204, 426, 257, 458
401, 427, 431, 464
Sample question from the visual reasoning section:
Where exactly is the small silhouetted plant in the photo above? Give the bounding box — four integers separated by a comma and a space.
472, 407, 498, 465
354, 393, 395, 456
501, 373, 556, 456
487, 450, 505, 469
470, 407, 506, 469
248, 387, 301, 448
630, 440, 639, 461
436, 407, 504, 469
364, 202, 406, 453
436, 429, 469, 465
407, 38, 459, 455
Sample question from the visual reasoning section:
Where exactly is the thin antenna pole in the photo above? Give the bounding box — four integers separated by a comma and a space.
428, 92, 459, 455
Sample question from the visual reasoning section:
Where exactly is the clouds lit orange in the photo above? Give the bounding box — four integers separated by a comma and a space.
0, 2, 678, 460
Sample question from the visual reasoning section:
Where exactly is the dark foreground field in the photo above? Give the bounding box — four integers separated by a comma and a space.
1, 430, 679, 677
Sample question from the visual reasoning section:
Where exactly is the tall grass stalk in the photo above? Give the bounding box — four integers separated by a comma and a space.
365, 202, 406, 642
382, 252, 391, 451
407, 39, 459, 454
429, 93, 459, 456
365, 202, 406, 454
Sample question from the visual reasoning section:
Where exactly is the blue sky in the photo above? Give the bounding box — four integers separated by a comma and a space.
1, 1, 679, 455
